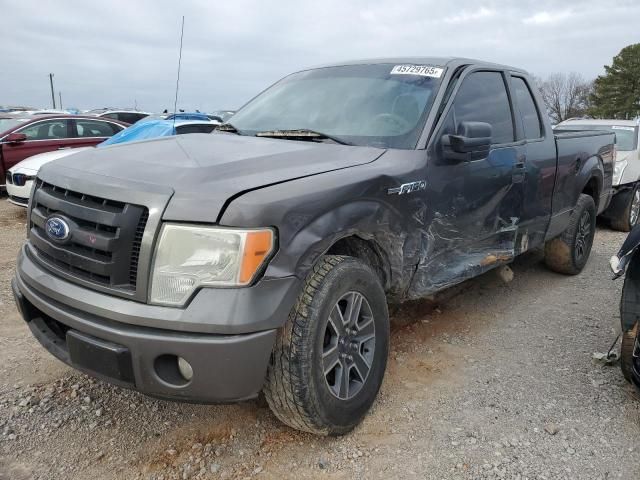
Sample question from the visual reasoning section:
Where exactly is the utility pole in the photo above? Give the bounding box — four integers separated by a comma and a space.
49, 73, 56, 109
59, 92, 62, 110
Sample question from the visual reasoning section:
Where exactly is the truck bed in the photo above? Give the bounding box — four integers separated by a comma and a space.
545, 129, 615, 239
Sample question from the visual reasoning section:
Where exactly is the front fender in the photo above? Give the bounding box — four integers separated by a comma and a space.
219, 155, 426, 296
283, 200, 409, 287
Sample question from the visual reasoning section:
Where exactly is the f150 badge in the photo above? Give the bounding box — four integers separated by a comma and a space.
388, 181, 427, 195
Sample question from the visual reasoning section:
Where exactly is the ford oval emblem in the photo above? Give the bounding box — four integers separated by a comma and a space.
45, 216, 70, 242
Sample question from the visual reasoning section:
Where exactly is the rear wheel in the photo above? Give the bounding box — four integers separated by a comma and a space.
620, 322, 640, 385
544, 194, 596, 275
264, 255, 389, 435
610, 184, 640, 232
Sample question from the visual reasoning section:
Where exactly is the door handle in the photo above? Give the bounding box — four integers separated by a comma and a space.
512, 161, 526, 184
57, 147, 71, 150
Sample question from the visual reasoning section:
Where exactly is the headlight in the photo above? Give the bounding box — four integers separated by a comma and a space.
150, 224, 275, 306
613, 159, 628, 185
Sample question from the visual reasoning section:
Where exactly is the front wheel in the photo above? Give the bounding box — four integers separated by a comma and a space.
264, 255, 389, 435
544, 194, 596, 275
610, 185, 640, 232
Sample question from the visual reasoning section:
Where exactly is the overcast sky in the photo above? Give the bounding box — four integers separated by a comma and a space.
2, 0, 638, 112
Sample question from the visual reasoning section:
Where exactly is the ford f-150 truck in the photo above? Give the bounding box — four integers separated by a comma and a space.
12, 57, 615, 435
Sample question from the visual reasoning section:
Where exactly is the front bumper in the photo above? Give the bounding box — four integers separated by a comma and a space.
6, 176, 34, 208
600, 183, 635, 220
14, 246, 301, 402
7, 194, 29, 207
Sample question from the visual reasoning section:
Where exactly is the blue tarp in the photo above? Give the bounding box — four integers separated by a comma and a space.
99, 120, 177, 147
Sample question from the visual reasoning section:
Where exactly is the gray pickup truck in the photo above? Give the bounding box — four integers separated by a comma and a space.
13, 57, 614, 435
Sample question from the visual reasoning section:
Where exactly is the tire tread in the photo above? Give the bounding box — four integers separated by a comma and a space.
544, 194, 596, 275
264, 255, 346, 435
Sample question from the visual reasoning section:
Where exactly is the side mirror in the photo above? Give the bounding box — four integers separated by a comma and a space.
5, 132, 27, 144
442, 121, 492, 162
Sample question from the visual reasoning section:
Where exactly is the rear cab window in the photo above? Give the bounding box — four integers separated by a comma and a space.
511, 76, 543, 140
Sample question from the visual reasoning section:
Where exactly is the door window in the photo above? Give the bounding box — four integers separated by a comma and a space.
511, 77, 543, 139
175, 124, 217, 134
75, 119, 123, 138
452, 71, 514, 144
118, 112, 147, 124
17, 120, 70, 140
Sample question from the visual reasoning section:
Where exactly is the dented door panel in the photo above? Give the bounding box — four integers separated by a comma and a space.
407, 145, 525, 298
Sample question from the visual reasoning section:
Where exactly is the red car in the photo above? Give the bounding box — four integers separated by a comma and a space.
0, 115, 129, 186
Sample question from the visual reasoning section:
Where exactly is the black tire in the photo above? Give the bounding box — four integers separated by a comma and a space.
264, 255, 389, 435
610, 185, 640, 232
621, 322, 640, 384
544, 194, 596, 275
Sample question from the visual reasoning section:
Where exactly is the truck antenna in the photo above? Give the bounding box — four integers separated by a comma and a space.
172, 16, 185, 129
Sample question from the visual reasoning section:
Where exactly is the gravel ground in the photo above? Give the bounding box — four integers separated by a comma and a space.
1, 198, 639, 480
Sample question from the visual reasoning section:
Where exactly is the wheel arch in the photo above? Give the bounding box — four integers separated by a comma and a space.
325, 234, 391, 290
576, 151, 604, 212
285, 200, 411, 297
581, 173, 602, 211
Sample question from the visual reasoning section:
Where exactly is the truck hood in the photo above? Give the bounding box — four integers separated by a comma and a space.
39, 133, 385, 222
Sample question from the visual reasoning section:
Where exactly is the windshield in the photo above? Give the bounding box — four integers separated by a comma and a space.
228, 64, 444, 149
0, 118, 30, 134
560, 124, 638, 151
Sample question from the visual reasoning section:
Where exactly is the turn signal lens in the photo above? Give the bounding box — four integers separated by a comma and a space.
240, 230, 274, 284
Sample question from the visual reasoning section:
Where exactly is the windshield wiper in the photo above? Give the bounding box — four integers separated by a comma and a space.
217, 122, 240, 134
255, 129, 351, 145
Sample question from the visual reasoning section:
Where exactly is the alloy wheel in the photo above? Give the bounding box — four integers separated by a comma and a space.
322, 291, 376, 400
575, 210, 592, 261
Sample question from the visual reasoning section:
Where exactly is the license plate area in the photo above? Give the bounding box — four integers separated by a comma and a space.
67, 330, 135, 387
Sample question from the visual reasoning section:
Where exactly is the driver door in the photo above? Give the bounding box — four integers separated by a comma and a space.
410, 70, 525, 296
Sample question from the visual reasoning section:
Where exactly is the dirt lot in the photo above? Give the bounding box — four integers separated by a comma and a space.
1, 199, 639, 480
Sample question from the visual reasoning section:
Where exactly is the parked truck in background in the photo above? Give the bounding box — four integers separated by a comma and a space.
555, 119, 640, 231
13, 57, 614, 435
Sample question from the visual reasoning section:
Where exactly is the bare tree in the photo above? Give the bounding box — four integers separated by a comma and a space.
536, 73, 593, 124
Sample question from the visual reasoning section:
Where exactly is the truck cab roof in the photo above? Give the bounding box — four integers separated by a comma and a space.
310, 57, 528, 74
